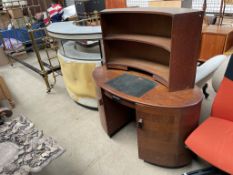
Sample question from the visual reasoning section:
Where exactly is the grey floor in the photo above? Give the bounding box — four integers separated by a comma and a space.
0, 55, 214, 175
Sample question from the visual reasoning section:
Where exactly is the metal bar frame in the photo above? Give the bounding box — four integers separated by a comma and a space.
0, 1, 61, 93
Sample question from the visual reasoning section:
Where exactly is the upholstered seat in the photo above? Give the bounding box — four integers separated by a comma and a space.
186, 54, 233, 174
186, 117, 233, 174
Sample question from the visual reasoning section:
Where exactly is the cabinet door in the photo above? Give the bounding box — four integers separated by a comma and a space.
136, 103, 201, 167
199, 33, 226, 61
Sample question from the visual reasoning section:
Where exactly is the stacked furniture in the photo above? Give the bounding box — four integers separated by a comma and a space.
93, 8, 204, 167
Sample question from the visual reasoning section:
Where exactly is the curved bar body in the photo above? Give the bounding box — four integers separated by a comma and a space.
47, 22, 102, 108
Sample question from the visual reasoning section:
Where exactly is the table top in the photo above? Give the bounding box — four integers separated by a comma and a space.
93, 66, 202, 108
202, 24, 233, 35
46, 21, 102, 40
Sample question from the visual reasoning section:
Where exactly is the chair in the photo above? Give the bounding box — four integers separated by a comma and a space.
195, 55, 226, 98
185, 54, 233, 174
212, 56, 230, 92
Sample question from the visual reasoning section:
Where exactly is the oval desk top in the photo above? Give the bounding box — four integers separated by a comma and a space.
46, 21, 102, 40
93, 66, 203, 108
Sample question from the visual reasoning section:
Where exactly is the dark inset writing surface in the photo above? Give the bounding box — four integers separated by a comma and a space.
106, 74, 157, 97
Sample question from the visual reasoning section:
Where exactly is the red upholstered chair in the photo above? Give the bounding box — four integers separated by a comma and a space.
185, 54, 233, 174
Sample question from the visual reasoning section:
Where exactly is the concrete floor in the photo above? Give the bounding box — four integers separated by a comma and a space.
0, 55, 214, 175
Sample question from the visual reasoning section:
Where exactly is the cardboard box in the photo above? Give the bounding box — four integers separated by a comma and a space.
7, 8, 23, 19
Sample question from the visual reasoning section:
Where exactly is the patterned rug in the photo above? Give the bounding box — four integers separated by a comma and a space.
0, 116, 65, 175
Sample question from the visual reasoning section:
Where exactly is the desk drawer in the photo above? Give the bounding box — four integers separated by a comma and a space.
103, 91, 135, 108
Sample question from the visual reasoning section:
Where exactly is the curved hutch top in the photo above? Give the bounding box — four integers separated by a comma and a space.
100, 7, 204, 92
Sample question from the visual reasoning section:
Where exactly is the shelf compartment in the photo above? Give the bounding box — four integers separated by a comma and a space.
101, 8, 204, 91
101, 13, 172, 38
105, 40, 170, 66
105, 34, 171, 52
107, 57, 169, 86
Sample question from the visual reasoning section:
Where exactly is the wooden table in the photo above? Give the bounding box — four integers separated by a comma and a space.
199, 25, 233, 61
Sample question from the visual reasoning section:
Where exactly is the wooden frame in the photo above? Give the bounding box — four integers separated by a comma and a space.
100, 8, 204, 92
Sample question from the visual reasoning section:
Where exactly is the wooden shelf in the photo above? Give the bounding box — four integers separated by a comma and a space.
101, 8, 203, 91
105, 34, 171, 52
107, 57, 169, 86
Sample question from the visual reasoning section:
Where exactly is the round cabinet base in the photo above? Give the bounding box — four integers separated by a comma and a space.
58, 49, 101, 109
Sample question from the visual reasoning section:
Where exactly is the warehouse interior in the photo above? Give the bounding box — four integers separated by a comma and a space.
0, 0, 233, 175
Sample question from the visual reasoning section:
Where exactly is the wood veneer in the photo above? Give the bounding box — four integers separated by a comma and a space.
200, 25, 233, 61
100, 8, 204, 91
93, 66, 202, 167
94, 8, 203, 167
105, 34, 171, 52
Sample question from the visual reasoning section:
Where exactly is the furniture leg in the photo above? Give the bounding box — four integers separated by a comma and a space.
97, 89, 134, 136
202, 83, 209, 99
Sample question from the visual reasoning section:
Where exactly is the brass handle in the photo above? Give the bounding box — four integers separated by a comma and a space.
137, 118, 143, 129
